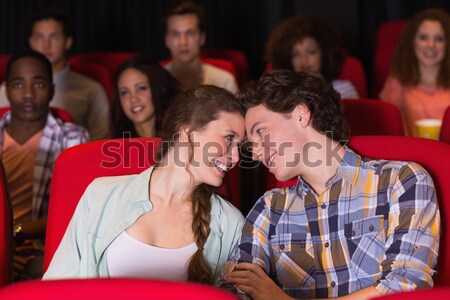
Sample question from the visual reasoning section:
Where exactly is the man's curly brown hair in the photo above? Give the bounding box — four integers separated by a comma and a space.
238, 70, 349, 143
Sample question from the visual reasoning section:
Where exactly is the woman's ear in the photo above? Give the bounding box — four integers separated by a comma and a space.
295, 104, 311, 128
178, 125, 192, 142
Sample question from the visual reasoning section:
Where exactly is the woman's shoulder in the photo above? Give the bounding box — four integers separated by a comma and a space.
210, 194, 244, 221
83, 169, 152, 208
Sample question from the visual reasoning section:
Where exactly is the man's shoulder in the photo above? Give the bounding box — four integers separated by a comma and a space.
66, 69, 105, 92
203, 63, 235, 80
48, 115, 89, 140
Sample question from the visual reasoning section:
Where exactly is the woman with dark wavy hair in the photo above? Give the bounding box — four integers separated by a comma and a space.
380, 8, 450, 137
44, 85, 245, 283
266, 15, 359, 99
111, 55, 180, 138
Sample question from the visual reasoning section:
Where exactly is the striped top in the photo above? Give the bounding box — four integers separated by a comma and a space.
227, 147, 439, 299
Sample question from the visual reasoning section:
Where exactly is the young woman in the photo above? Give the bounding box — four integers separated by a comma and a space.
44, 85, 245, 283
111, 56, 180, 138
380, 8, 450, 136
266, 15, 359, 99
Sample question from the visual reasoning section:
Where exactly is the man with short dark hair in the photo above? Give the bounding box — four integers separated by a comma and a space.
2, 50, 88, 279
218, 70, 439, 300
163, 0, 238, 92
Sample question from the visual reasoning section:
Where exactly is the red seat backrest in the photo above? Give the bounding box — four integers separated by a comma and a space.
342, 98, 404, 136
69, 52, 136, 81
371, 287, 450, 300
339, 56, 367, 98
373, 20, 408, 95
0, 278, 237, 300
0, 55, 11, 83
439, 105, 450, 143
0, 163, 12, 287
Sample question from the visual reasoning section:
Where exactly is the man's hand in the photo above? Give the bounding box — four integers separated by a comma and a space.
227, 262, 293, 300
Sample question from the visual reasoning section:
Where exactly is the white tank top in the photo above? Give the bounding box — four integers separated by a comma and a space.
107, 231, 197, 280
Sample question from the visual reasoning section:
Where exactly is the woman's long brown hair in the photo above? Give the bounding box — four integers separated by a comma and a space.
155, 85, 244, 283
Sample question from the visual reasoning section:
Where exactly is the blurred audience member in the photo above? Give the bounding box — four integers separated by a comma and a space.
111, 56, 180, 138
1, 50, 88, 279
380, 8, 450, 136
163, 0, 238, 93
266, 15, 359, 99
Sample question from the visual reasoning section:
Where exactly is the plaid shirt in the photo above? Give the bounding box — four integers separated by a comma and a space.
0, 111, 89, 220
226, 147, 439, 299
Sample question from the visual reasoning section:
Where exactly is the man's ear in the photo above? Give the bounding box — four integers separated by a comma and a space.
64, 36, 73, 51
295, 103, 311, 128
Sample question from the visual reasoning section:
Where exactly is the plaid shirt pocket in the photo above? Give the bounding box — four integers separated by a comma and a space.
270, 233, 315, 287
345, 215, 386, 277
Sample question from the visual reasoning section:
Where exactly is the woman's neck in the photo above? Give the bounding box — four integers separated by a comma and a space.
419, 64, 440, 89
150, 165, 194, 206
134, 118, 156, 137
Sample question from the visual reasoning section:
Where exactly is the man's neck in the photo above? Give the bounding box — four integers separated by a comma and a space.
170, 57, 203, 90
52, 60, 67, 74
7, 116, 47, 145
300, 135, 346, 195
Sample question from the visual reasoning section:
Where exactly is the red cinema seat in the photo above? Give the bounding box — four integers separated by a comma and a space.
0, 278, 237, 300
69, 52, 136, 81
373, 20, 408, 95
371, 287, 450, 300
439, 106, 450, 144
0, 54, 11, 83
341, 98, 404, 136
0, 162, 13, 287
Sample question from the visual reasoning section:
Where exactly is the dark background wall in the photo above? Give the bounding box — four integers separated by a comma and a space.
1, 0, 450, 95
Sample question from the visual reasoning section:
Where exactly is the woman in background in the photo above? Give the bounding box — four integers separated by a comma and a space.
380, 8, 450, 136
111, 56, 180, 138
266, 15, 359, 99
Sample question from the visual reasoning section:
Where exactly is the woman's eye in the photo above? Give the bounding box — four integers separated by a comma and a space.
137, 85, 148, 92
256, 128, 263, 136
225, 134, 234, 142
119, 90, 128, 97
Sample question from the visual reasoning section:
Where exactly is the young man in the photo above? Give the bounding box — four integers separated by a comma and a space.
2, 50, 88, 279
163, 0, 238, 92
218, 70, 440, 299
0, 7, 109, 140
